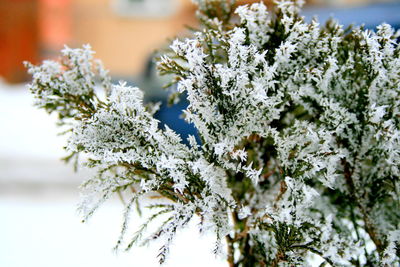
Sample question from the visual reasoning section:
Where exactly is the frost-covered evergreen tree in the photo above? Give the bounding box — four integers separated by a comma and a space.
26, 0, 400, 266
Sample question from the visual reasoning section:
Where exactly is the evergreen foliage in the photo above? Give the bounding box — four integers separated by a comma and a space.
26, 1, 400, 266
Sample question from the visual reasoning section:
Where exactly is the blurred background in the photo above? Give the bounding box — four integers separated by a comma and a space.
1, 0, 399, 266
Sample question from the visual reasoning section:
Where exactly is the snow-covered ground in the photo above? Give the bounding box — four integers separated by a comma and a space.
0, 197, 225, 267
0, 80, 225, 267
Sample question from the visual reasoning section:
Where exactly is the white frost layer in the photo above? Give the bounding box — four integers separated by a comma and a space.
0, 197, 226, 267
0, 81, 67, 159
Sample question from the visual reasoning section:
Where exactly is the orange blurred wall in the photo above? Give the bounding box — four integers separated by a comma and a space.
69, 0, 197, 77
0, 0, 39, 83
0, 0, 196, 82
39, 0, 72, 57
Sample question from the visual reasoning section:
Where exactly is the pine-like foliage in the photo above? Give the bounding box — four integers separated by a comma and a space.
26, 1, 400, 266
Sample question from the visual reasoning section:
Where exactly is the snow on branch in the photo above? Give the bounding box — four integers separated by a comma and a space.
27, 1, 400, 265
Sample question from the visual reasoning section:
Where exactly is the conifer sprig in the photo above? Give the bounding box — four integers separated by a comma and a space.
27, 1, 400, 266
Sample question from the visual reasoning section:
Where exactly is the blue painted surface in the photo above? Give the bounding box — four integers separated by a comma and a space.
150, 94, 199, 145
302, 2, 400, 29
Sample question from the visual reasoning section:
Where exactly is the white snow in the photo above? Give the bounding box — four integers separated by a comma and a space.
0, 81, 67, 159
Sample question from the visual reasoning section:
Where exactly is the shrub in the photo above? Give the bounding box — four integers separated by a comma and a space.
26, 0, 400, 266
